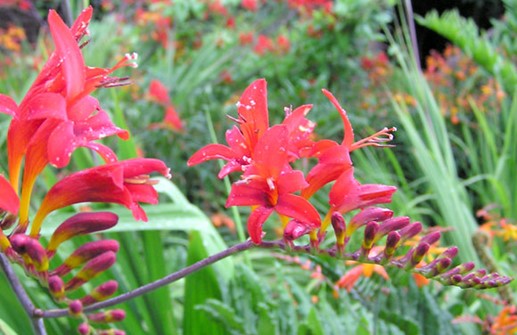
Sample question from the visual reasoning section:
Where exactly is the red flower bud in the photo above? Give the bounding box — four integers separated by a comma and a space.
88, 309, 126, 323
68, 300, 83, 316
48, 275, 65, 301
52, 240, 119, 276
65, 251, 117, 292
47, 212, 118, 255
81, 280, 118, 306
284, 220, 312, 242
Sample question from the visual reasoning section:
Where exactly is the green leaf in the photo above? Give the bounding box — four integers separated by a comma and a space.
0, 319, 18, 335
183, 230, 226, 335
198, 299, 246, 335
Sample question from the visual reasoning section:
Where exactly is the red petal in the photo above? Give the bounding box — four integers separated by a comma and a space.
25, 93, 67, 120
247, 206, 274, 243
253, 125, 289, 178
163, 105, 184, 131
226, 181, 267, 207
0, 174, 19, 214
322, 89, 354, 148
187, 143, 238, 166
328, 168, 360, 212
148, 80, 170, 105
0, 94, 18, 116
237, 79, 269, 148
277, 169, 307, 194
48, 10, 85, 100
276, 194, 320, 228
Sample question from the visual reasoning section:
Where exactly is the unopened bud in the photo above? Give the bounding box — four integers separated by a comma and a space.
65, 252, 117, 292
53, 240, 119, 277
284, 220, 311, 242
48, 275, 65, 301
376, 216, 410, 238
78, 322, 90, 335
88, 309, 126, 323
68, 300, 83, 316
331, 213, 346, 252
398, 222, 422, 241
349, 207, 393, 233
383, 231, 401, 259
410, 243, 430, 267
47, 212, 118, 255
10, 234, 49, 272
420, 231, 441, 245
81, 280, 119, 306
362, 221, 379, 254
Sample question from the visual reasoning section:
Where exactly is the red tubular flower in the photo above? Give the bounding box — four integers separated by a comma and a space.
5, 7, 136, 228
226, 125, 320, 243
329, 167, 396, 213
30, 158, 170, 236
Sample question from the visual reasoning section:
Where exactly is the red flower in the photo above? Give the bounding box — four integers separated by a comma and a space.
30, 158, 170, 236
241, 0, 258, 11
329, 168, 396, 213
148, 79, 170, 105
2, 7, 134, 225
253, 35, 274, 55
188, 79, 269, 177
147, 80, 184, 132
239, 32, 254, 46
226, 125, 320, 243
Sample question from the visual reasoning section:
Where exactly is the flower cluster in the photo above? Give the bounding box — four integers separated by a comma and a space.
189, 78, 512, 289
0, 7, 169, 334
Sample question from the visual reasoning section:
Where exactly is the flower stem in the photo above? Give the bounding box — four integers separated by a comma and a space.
0, 253, 47, 335
41, 240, 255, 318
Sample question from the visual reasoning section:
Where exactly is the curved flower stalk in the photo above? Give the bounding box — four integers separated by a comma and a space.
0, 7, 170, 334
189, 78, 512, 290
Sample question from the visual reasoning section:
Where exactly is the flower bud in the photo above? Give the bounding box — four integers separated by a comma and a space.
81, 280, 119, 306
65, 252, 117, 292
410, 243, 430, 267
48, 275, 65, 301
284, 220, 311, 242
88, 309, 126, 323
77, 323, 90, 335
10, 234, 49, 272
362, 221, 379, 255
383, 231, 401, 260
349, 207, 393, 233
331, 213, 346, 252
420, 231, 441, 245
68, 300, 83, 317
52, 240, 119, 277
47, 212, 118, 255
398, 222, 422, 241
376, 216, 410, 238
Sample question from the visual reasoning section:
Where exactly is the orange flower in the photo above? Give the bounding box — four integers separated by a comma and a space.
336, 261, 389, 292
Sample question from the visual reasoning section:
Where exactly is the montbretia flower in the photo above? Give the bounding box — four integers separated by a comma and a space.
1, 6, 136, 228
226, 125, 320, 243
0, 174, 19, 214
30, 158, 170, 236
